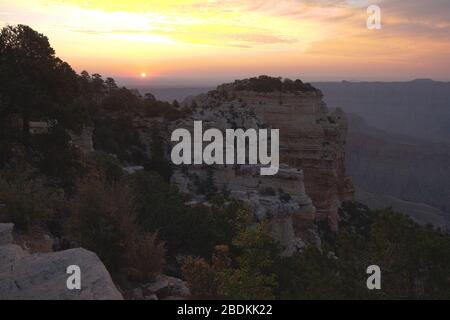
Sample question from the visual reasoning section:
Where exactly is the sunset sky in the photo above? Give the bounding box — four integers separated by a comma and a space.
1, 0, 450, 84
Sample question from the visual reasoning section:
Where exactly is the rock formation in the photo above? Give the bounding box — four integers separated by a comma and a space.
0, 223, 123, 300
209, 83, 353, 227
167, 77, 353, 252
69, 127, 95, 154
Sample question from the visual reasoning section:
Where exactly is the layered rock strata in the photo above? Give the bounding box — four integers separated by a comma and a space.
167, 79, 353, 251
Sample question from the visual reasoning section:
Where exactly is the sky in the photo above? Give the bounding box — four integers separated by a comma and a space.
1, 0, 450, 85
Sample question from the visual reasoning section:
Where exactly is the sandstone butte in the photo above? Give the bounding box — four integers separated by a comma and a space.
161, 80, 354, 254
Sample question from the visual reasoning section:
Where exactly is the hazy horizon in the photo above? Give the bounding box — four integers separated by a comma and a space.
117, 76, 450, 90
2, 0, 450, 82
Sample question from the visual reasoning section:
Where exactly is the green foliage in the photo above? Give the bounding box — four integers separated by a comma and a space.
145, 127, 172, 180
182, 256, 219, 298
129, 171, 235, 256
66, 177, 165, 279
144, 98, 182, 120
278, 202, 450, 299
233, 75, 317, 93
0, 25, 85, 133
87, 151, 124, 183
191, 167, 218, 199
126, 231, 165, 282
183, 221, 280, 300
66, 178, 137, 272
368, 209, 450, 299
0, 169, 63, 230
93, 116, 147, 164
275, 247, 343, 299
222, 223, 280, 299
101, 87, 142, 111
30, 124, 83, 188
2, 25, 449, 301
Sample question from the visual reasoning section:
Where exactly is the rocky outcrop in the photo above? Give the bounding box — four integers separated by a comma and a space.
167, 77, 353, 251
0, 223, 123, 300
177, 79, 353, 230
133, 274, 190, 300
172, 164, 316, 254
69, 126, 94, 154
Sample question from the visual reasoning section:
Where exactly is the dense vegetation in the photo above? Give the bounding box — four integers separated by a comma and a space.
233, 75, 317, 93
0, 25, 449, 299
182, 202, 450, 299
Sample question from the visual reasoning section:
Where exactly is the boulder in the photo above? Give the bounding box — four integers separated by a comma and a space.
0, 223, 123, 300
144, 274, 190, 299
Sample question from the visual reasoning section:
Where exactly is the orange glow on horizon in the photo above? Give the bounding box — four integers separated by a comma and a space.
1, 0, 449, 81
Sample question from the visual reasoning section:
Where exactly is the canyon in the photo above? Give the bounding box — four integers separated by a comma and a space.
165, 78, 354, 252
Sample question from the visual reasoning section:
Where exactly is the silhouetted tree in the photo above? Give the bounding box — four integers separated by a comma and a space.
0, 25, 83, 135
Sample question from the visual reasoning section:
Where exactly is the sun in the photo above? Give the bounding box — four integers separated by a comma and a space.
140, 72, 147, 78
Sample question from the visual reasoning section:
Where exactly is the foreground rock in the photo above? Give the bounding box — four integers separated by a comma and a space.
0, 223, 123, 300
131, 274, 190, 300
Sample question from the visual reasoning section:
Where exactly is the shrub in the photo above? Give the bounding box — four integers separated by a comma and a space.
66, 178, 137, 272
66, 177, 166, 279
182, 256, 218, 298
129, 171, 229, 256
182, 222, 280, 300
0, 170, 63, 230
88, 151, 124, 183
126, 231, 165, 283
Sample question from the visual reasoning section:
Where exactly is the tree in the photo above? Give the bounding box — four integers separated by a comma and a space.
182, 222, 280, 300
0, 168, 63, 230
0, 25, 83, 134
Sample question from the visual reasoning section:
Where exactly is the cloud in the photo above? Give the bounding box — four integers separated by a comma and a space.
4, 0, 450, 79
70, 25, 296, 47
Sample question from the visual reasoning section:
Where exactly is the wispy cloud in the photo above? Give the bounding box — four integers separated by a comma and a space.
2, 0, 449, 79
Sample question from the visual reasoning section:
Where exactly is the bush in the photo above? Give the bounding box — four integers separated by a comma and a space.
129, 171, 229, 256
30, 124, 83, 189
182, 222, 280, 300
93, 116, 148, 165
66, 178, 137, 273
0, 170, 63, 230
126, 231, 165, 283
66, 177, 166, 280
88, 151, 124, 183
182, 256, 218, 298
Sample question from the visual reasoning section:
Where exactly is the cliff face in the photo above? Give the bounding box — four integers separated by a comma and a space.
168, 78, 353, 252
346, 113, 450, 227
189, 82, 353, 228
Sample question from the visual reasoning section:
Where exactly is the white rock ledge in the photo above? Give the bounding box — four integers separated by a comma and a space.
0, 223, 123, 300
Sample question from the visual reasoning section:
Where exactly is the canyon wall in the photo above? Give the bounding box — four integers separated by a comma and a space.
193, 83, 353, 226
168, 79, 353, 251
